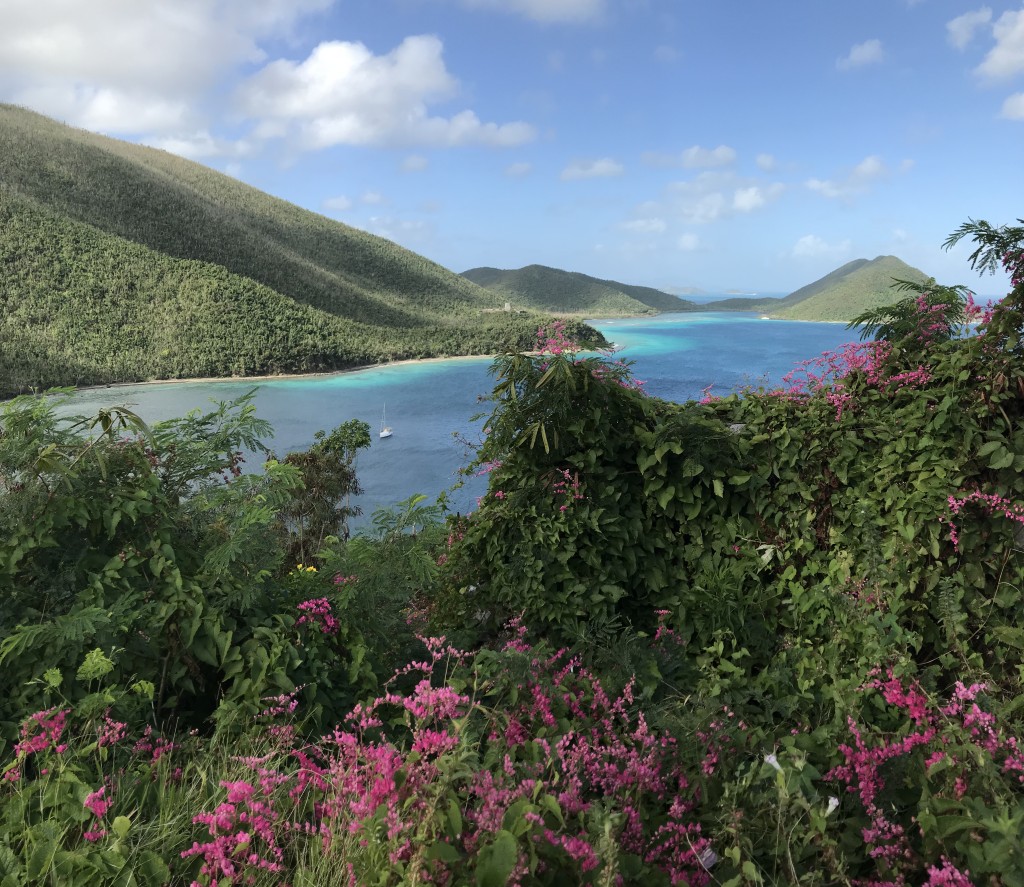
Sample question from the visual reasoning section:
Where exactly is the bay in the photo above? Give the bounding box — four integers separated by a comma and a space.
63, 311, 859, 524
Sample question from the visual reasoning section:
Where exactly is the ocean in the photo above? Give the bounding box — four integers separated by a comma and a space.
63, 311, 859, 524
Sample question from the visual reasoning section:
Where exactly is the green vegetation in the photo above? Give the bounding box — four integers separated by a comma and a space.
0, 105, 607, 397
711, 255, 932, 321
462, 264, 697, 316
2, 218, 1023, 884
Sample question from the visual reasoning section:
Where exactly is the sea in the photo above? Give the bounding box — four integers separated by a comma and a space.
63, 311, 859, 526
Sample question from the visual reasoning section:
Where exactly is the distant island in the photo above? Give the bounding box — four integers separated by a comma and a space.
706, 256, 933, 321
461, 264, 698, 316
0, 105, 606, 398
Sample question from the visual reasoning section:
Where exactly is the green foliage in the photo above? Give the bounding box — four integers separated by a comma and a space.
278, 419, 371, 562
0, 392, 380, 742
0, 104, 607, 396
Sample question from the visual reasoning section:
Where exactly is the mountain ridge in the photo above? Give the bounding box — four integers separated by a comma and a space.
462, 264, 698, 315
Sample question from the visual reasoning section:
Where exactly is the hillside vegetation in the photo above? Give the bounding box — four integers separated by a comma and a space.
462, 264, 697, 315
711, 255, 931, 321
1, 216, 1022, 885
0, 105, 605, 396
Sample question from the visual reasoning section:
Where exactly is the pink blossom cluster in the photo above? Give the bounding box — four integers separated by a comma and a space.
943, 488, 1024, 549
536, 321, 580, 356
768, 340, 932, 420
181, 778, 286, 886
13, 707, 69, 758
296, 597, 340, 635
828, 669, 1024, 883
913, 295, 952, 344
550, 467, 585, 513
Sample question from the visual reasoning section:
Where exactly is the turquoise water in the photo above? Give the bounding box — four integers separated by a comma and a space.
63, 312, 858, 523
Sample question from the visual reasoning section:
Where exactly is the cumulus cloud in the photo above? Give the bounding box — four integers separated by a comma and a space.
236, 35, 535, 149
560, 157, 624, 180
836, 39, 883, 71
677, 233, 700, 251
144, 130, 254, 160
947, 7, 993, 50
1002, 92, 1024, 119
806, 154, 889, 200
361, 191, 386, 205
756, 153, 776, 171
0, 0, 329, 136
459, 0, 605, 23
680, 145, 737, 168
976, 8, 1024, 79
659, 171, 783, 224
323, 195, 353, 211
792, 234, 851, 258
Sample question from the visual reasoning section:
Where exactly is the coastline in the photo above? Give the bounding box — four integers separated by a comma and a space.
71, 352, 500, 395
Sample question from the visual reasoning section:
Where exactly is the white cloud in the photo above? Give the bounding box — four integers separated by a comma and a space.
792, 234, 851, 258
0, 0, 329, 136
144, 130, 253, 159
680, 144, 736, 168
402, 154, 429, 172
323, 195, 353, 211
733, 186, 765, 213
236, 35, 535, 149
560, 157, 624, 180
504, 161, 533, 177
836, 39, 884, 71
976, 8, 1024, 79
806, 154, 889, 200
621, 218, 667, 233
1002, 92, 1024, 119
755, 153, 776, 171
460, 0, 605, 23
947, 8, 992, 50
677, 233, 699, 251
659, 171, 783, 224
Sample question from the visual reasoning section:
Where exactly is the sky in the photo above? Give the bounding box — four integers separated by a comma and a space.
1, 0, 1022, 295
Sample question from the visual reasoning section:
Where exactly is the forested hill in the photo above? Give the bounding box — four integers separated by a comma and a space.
709, 255, 932, 321
0, 105, 605, 397
462, 264, 698, 315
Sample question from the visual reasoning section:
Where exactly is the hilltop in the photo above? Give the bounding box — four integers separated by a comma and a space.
710, 255, 932, 321
462, 264, 697, 316
0, 105, 604, 397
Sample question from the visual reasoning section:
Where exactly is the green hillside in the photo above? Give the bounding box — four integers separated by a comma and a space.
0, 105, 605, 397
462, 264, 697, 315
708, 256, 932, 321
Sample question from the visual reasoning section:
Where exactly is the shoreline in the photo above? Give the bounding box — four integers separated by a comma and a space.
70, 352, 500, 396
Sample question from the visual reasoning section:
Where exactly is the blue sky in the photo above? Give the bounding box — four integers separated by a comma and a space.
2, 1, 1021, 295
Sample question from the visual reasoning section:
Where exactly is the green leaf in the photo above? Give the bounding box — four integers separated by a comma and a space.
476, 830, 518, 887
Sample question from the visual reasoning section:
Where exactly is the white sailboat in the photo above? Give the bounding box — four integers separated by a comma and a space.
379, 404, 393, 439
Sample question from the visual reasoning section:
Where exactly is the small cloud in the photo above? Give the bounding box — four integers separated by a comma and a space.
560, 157, 624, 180
1002, 92, 1024, 119
976, 8, 1024, 79
621, 218, 667, 233
654, 45, 680, 64
947, 7, 992, 50
461, 0, 605, 23
852, 154, 886, 179
681, 144, 736, 168
401, 154, 429, 172
792, 234, 851, 258
504, 161, 533, 177
806, 154, 889, 200
361, 191, 386, 205
755, 153, 776, 171
323, 195, 353, 211
733, 186, 764, 213
836, 38, 883, 71
899, 158, 916, 173
677, 233, 699, 251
